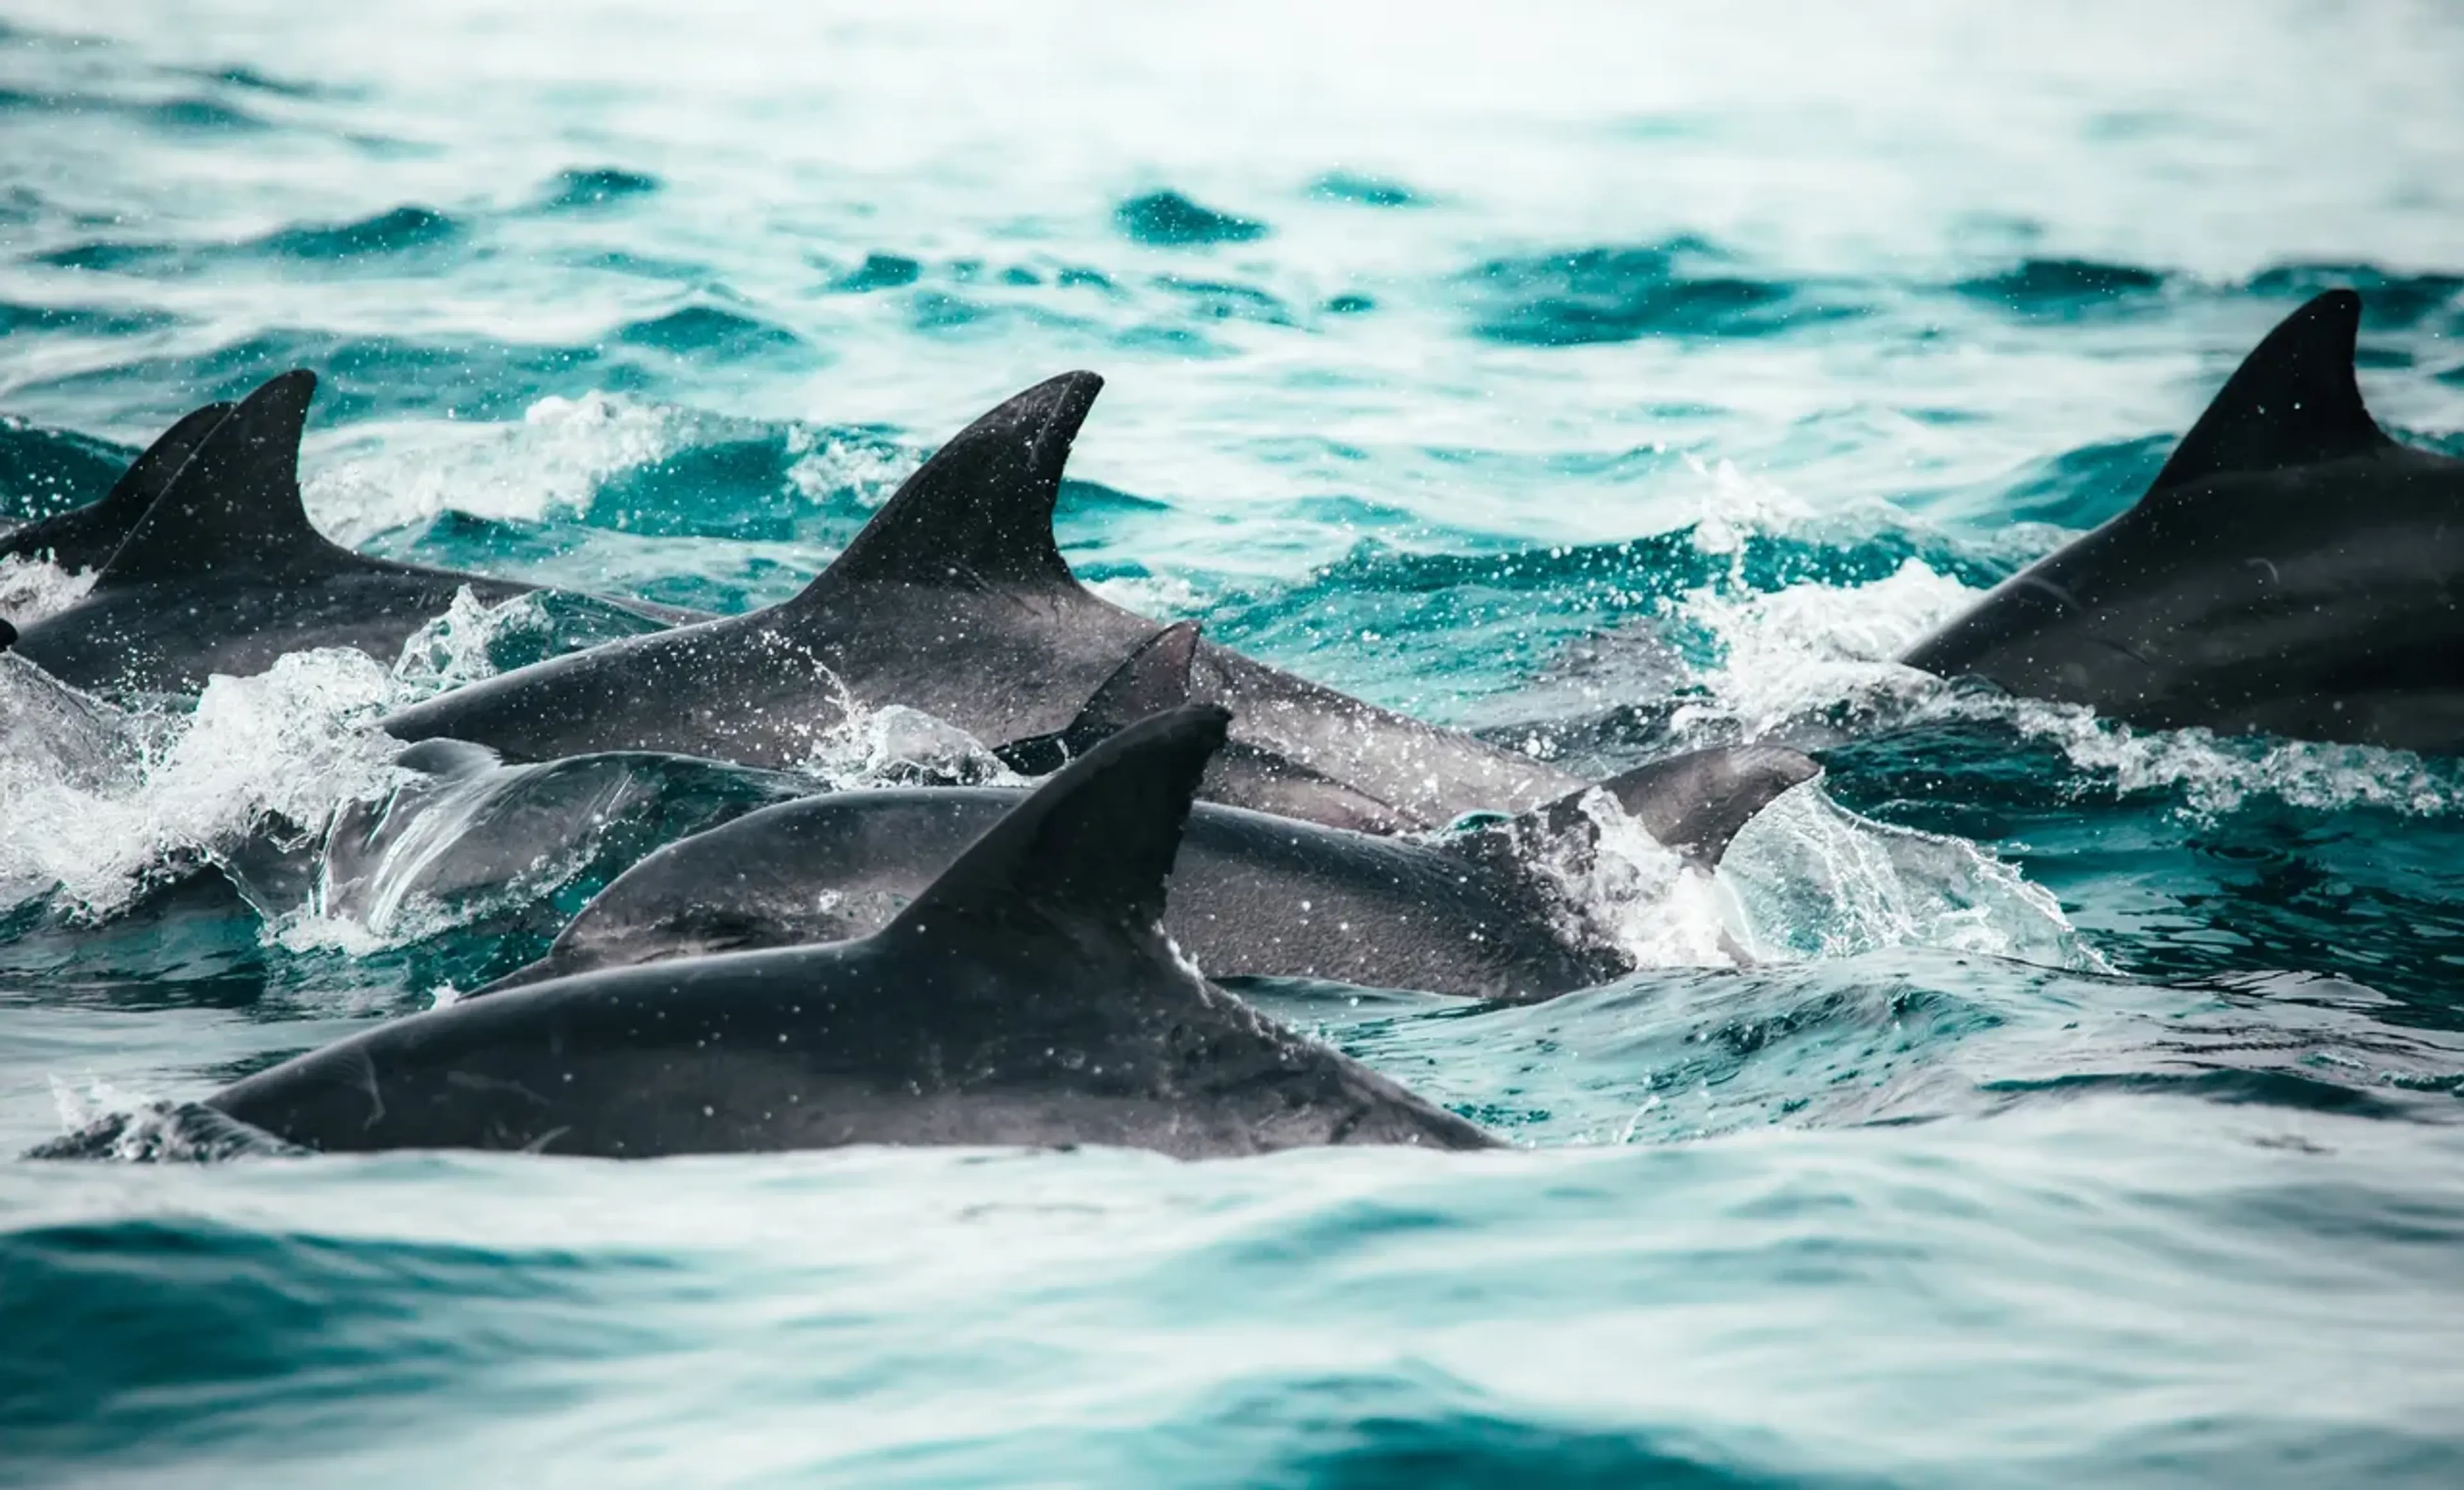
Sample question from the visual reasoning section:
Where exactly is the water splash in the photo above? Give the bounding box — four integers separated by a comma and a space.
0, 553, 99, 624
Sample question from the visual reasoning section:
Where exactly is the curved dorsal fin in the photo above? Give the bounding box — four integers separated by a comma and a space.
0, 400, 233, 570
94, 370, 343, 588
995, 622, 1199, 776
2148, 289, 2391, 495
796, 372, 1102, 601
92, 400, 236, 530
886, 703, 1228, 943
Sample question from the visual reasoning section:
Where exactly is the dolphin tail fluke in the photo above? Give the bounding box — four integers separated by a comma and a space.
2148, 289, 2391, 495
93, 370, 345, 588
995, 621, 1201, 775
1528, 742, 1818, 867
792, 372, 1104, 603
886, 703, 1228, 944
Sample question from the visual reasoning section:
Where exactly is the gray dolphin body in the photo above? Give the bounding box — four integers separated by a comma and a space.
6, 372, 697, 698
185, 708, 1495, 1159
0, 400, 232, 579
480, 726, 1813, 1003
1902, 290, 2464, 753
381, 373, 1594, 830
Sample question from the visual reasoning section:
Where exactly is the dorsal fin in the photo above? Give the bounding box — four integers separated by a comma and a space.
1523, 742, 1818, 868
0, 400, 232, 570
885, 703, 1228, 944
2148, 289, 2391, 494
94, 370, 345, 588
995, 622, 1199, 775
0, 616, 15, 653
92, 400, 235, 530
798, 372, 1102, 599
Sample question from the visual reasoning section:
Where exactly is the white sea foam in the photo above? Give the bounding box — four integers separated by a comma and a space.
0, 553, 99, 624
1720, 785, 2105, 971
303, 391, 685, 542
0, 649, 407, 918
785, 425, 920, 506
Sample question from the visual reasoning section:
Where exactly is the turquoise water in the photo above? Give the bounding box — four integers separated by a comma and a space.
6, 1, 2464, 1483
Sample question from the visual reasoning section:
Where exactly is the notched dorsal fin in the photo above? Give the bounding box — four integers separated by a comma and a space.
995, 622, 1199, 776
887, 703, 1228, 942
1525, 742, 1819, 868
95, 370, 342, 588
800, 372, 1102, 598
2149, 289, 2391, 494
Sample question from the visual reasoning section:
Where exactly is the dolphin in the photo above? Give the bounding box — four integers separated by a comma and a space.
1901, 289, 2464, 753
146, 706, 1496, 1159
0, 400, 232, 578
475, 681, 1815, 1002
219, 737, 807, 938
5, 371, 701, 698
381, 372, 1602, 828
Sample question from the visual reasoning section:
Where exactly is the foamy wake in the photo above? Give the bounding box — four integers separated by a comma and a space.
0, 553, 100, 624
302, 392, 925, 544
1673, 556, 2464, 820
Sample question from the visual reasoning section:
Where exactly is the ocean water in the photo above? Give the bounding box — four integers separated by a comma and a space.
4, 0, 2464, 1483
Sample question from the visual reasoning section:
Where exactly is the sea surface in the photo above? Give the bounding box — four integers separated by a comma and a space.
4, 1, 2464, 1484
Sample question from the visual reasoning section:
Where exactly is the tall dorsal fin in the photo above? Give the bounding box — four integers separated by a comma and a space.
94, 370, 345, 588
92, 400, 236, 530
2148, 289, 2391, 495
886, 703, 1227, 943
1523, 742, 1818, 868
798, 372, 1102, 599
0, 400, 232, 570
995, 622, 1199, 776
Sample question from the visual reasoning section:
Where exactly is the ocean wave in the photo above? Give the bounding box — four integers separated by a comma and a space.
1464, 241, 1863, 345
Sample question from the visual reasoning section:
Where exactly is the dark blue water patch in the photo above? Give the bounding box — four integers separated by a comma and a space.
22, 329, 644, 425
1990, 432, 2168, 527
1464, 243, 1858, 345
201, 64, 327, 99
1116, 190, 1270, 246
2245, 261, 2464, 331
828, 252, 923, 292
133, 96, 271, 133
615, 305, 812, 364
535, 166, 660, 212
1155, 1374, 1818, 1490
36, 207, 466, 278
1309, 171, 1424, 208
1155, 274, 1292, 325
1952, 257, 2173, 318
255, 205, 463, 262
0, 415, 132, 520
0, 299, 175, 339
0, 1217, 690, 1469
30, 238, 178, 273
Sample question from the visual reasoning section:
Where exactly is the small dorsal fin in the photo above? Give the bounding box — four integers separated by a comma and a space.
2148, 289, 2391, 494
796, 372, 1102, 599
0, 616, 16, 653
94, 370, 343, 588
995, 622, 1199, 775
1524, 742, 1818, 867
0, 400, 232, 570
886, 703, 1228, 943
